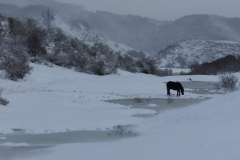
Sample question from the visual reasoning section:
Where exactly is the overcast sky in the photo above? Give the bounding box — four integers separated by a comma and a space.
53, 0, 240, 20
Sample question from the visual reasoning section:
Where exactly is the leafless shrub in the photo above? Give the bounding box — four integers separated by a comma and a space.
145, 95, 152, 103
26, 28, 47, 57
219, 74, 239, 92
133, 95, 145, 103
108, 125, 137, 137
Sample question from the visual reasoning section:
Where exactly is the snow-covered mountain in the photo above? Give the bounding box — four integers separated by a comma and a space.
155, 40, 240, 68
0, 1, 147, 54
2, 0, 240, 58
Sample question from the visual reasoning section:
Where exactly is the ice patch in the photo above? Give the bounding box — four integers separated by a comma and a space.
0, 142, 30, 147
148, 103, 158, 107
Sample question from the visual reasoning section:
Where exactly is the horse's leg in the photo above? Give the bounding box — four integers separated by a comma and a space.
167, 88, 170, 95
177, 90, 179, 96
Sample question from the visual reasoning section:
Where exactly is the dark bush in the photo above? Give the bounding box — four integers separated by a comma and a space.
0, 97, 9, 106
24, 18, 38, 32
44, 54, 67, 66
108, 125, 137, 137
67, 52, 90, 72
8, 17, 26, 38
1, 54, 33, 81
26, 28, 47, 57
91, 61, 105, 75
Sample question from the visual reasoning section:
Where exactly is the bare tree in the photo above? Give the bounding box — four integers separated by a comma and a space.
41, 7, 56, 32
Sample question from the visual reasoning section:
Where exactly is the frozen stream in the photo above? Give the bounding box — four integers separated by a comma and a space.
0, 81, 217, 159
0, 130, 120, 160
106, 98, 209, 118
106, 81, 218, 117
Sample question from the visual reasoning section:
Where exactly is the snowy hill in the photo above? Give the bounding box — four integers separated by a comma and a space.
155, 40, 240, 68
153, 15, 240, 51
0, 1, 161, 54
2, 2, 240, 54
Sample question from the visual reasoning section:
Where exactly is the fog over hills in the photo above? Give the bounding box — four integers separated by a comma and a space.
1, 0, 240, 56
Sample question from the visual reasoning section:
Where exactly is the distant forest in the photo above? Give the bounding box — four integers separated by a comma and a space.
189, 55, 240, 75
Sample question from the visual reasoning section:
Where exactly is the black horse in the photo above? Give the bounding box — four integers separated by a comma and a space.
166, 81, 184, 96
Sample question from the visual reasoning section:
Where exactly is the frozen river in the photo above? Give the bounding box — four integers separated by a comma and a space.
0, 81, 218, 160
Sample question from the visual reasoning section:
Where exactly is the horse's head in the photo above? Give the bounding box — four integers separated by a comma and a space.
181, 87, 184, 95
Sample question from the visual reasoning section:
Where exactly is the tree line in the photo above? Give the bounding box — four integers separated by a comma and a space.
189, 54, 240, 75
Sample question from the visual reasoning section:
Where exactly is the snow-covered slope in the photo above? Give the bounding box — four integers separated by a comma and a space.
0, 63, 240, 160
26, 90, 240, 160
156, 40, 240, 68
0, 63, 219, 134
54, 17, 135, 54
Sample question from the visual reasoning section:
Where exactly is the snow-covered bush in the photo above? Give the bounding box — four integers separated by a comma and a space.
108, 125, 137, 137
1, 53, 33, 81
219, 74, 239, 92
118, 55, 137, 73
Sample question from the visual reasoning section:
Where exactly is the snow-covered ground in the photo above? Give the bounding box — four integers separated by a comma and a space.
0, 63, 240, 160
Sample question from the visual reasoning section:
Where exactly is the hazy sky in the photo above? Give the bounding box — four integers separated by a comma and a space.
53, 0, 240, 20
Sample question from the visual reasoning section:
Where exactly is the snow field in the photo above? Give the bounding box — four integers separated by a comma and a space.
0, 63, 240, 160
